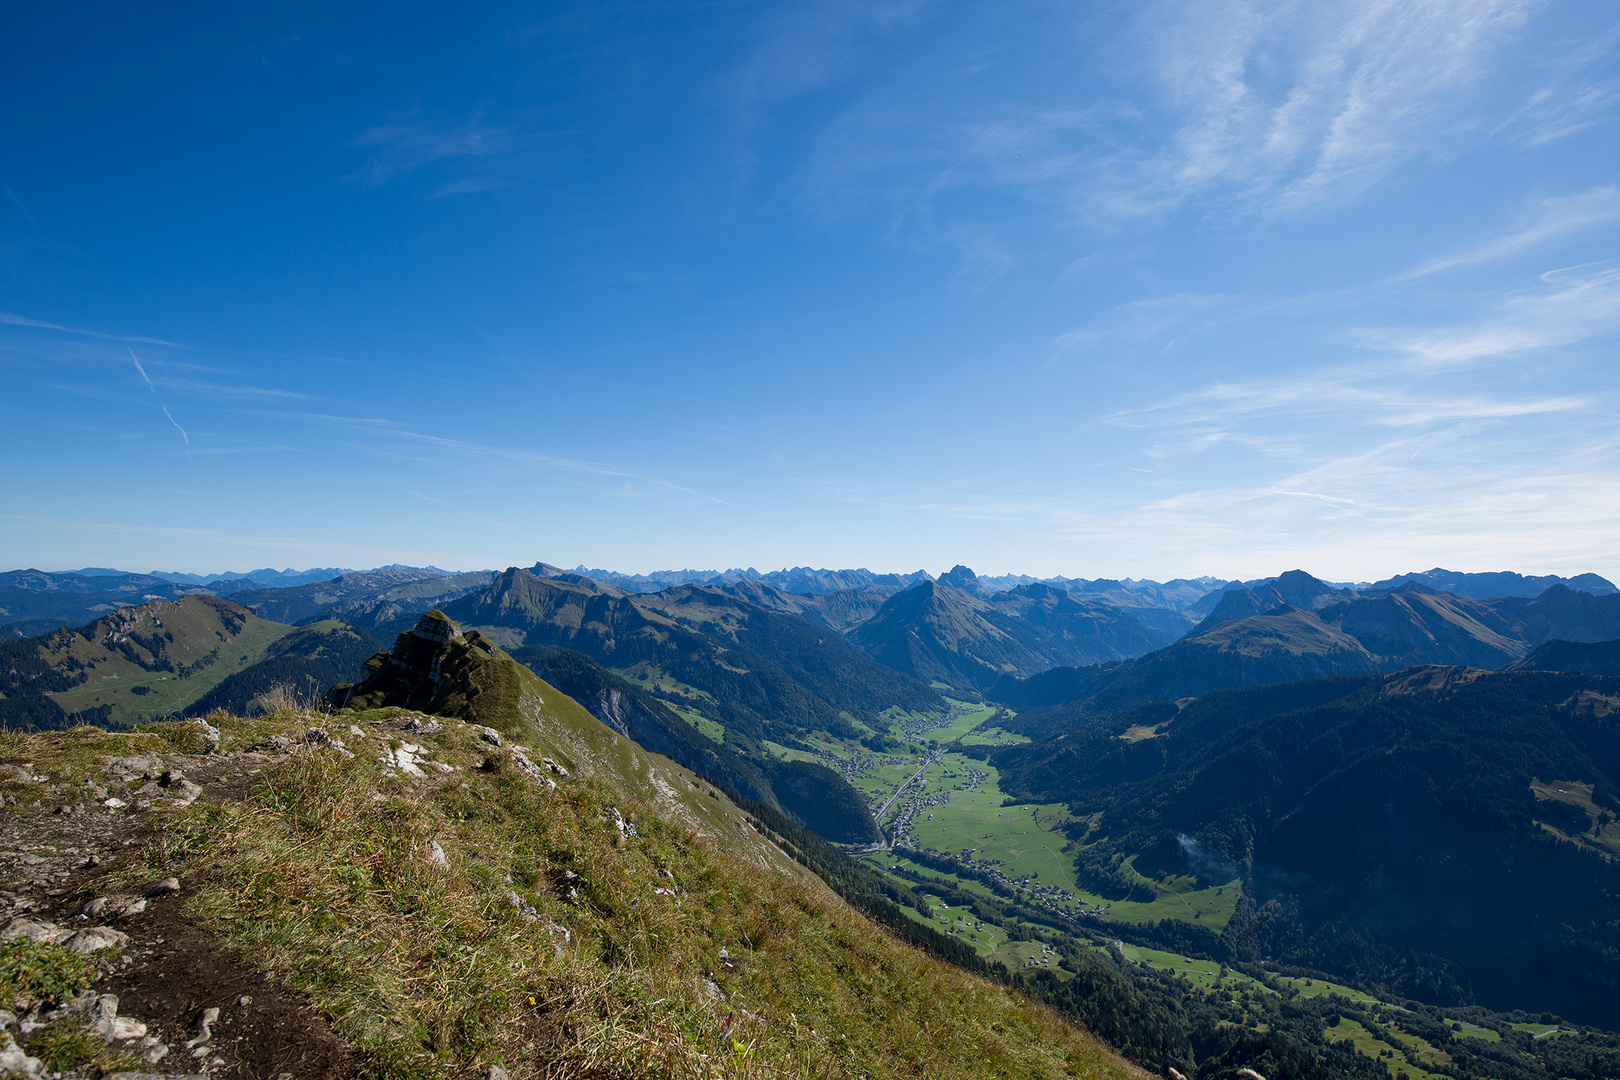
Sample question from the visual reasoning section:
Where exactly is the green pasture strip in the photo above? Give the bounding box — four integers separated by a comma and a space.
1325, 1018, 1450, 1080
667, 703, 726, 744
958, 726, 1031, 746
1116, 944, 1279, 999
1283, 975, 1380, 1003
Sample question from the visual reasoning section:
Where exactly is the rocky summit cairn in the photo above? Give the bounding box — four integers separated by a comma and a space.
411, 609, 461, 645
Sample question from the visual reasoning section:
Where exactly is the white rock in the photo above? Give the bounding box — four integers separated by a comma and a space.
0, 1029, 43, 1078
194, 718, 221, 749
185, 1006, 219, 1048
428, 841, 448, 868
507, 751, 556, 791
143, 878, 181, 898
0, 917, 68, 945
61, 926, 130, 954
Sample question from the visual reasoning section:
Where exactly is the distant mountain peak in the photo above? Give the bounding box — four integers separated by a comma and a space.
937, 564, 987, 596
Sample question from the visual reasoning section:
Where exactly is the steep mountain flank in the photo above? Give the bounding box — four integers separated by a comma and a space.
851, 581, 1033, 691
514, 643, 778, 807
1084, 607, 1380, 713
1186, 570, 1351, 634
0, 595, 295, 729
937, 564, 990, 597
991, 584, 1172, 662
993, 667, 1620, 1026
1314, 583, 1529, 667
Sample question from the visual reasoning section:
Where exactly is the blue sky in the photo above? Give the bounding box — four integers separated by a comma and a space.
3, 0, 1618, 582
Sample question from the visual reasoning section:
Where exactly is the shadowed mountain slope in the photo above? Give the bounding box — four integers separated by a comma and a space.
514, 643, 778, 808
183, 620, 383, 717
1508, 636, 1620, 677
1185, 570, 1352, 634
993, 584, 1620, 719
1081, 606, 1380, 713
992, 667, 1620, 1026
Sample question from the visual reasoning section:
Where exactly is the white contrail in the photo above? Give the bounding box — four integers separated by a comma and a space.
131, 348, 189, 453
162, 406, 190, 451
129, 347, 155, 393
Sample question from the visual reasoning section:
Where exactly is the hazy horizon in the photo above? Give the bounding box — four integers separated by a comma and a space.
10, 559, 1616, 596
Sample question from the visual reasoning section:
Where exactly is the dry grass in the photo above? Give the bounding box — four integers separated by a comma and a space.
64, 709, 1148, 1080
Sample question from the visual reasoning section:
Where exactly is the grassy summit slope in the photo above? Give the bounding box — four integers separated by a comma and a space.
7, 712, 1150, 1076
330, 610, 806, 848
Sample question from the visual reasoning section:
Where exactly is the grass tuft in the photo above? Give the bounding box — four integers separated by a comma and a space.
0, 938, 94, 1009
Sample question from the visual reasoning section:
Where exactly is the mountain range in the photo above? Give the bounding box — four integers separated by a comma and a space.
992, 574, 1620, 720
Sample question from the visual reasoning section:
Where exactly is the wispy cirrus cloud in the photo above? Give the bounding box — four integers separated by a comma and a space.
790, 0, 1558, 252
254, 410, 731, 504
1138, 0, 1540, 212
1049, 293, 1239, 354
1395, 187, 1620, 279
0, 311, 182, 348
1354, 263, 1620, 365
351, 113, 551, 195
